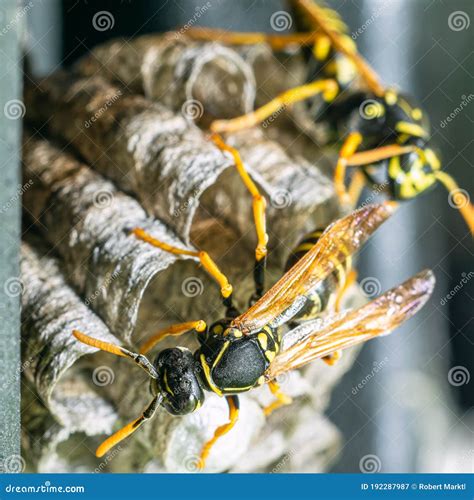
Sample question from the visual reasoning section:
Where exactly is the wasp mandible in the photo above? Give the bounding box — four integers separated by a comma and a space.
185, 0, 474, 234
73, 198, 434, 469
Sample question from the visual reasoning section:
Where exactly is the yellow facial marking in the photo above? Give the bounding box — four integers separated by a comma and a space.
257, 376, 265, 386
213, 324, 224, 335
412, 108, 423, 121
385, 90, 398, 105
265, 350, 276, 363
258, 333, 268, 350
395, 121, 428, 139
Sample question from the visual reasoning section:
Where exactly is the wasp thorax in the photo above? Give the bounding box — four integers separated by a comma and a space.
223, 327, 243, 338
154, 347, 204, 415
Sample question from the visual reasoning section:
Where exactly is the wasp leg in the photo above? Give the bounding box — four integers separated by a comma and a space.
347, 170, 366, 207
185, 26, 321, 50
211, 79, 339, 134
263, 380, 293, 416
198, 395, 240, 469
96, 395, 161, 457
132, 228, 235, 309
334, 268, 358, 313
322, 350, 342, 366
139, 320, 207, 355
211, 134, 268, 301
434, 171, 474, 235
72, 330, 158, 379
334, 132, 364, 205
294, 0, 385, 96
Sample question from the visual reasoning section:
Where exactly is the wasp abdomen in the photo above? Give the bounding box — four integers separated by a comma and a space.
285, 229, 351, 322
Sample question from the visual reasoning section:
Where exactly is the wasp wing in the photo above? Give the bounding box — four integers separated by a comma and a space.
232, 203, 396, 334
265, 269, 435, 380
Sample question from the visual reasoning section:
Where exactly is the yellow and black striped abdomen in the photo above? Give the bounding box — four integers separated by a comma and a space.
285, 229, 352, 322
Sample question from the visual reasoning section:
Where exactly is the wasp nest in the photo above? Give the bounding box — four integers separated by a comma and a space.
21, 33, 363, 473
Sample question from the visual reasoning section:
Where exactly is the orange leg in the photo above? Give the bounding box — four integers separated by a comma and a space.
434, 171, 474, 236
334, 132, 363, 205
185, 26, 321, 51
334, 268, 358, 312
96, 395, 160, 457
210, 79, 339, 133
211, 134, 268, 262
263, 380, 293, 416
347, 171, 366, 207
139, 320, 207, 355
198, 395, 239, 469
294, 0, 385, 97
322, 350, 342, 366
132, 228, 233, 300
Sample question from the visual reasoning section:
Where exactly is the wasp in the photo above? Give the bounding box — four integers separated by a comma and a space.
73, 166, 434, 469
185, 0, 474, 234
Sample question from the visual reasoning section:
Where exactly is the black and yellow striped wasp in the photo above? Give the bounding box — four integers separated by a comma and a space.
185, 0, 474, 234
72, 174, 434, 469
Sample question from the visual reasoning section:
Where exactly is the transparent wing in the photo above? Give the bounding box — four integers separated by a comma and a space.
232, 203, 395, 334
266, 269, 435, 380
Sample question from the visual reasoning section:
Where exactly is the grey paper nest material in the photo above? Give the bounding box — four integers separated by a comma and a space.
76, 33, 256, 124
24, 72, 335, 256
20, 240, 118, 468
24, 72, 234, 242
22, 134, 198, 343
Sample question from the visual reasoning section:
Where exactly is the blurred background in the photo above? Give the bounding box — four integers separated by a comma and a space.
1, 0, 472, 472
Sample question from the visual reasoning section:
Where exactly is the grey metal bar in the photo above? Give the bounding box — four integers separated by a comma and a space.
0, 0, 22, 471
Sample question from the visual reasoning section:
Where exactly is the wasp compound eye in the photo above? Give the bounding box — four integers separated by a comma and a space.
154, 348, 205, 415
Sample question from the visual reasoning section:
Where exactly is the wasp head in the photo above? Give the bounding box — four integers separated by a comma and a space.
152, 347, 205, 415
